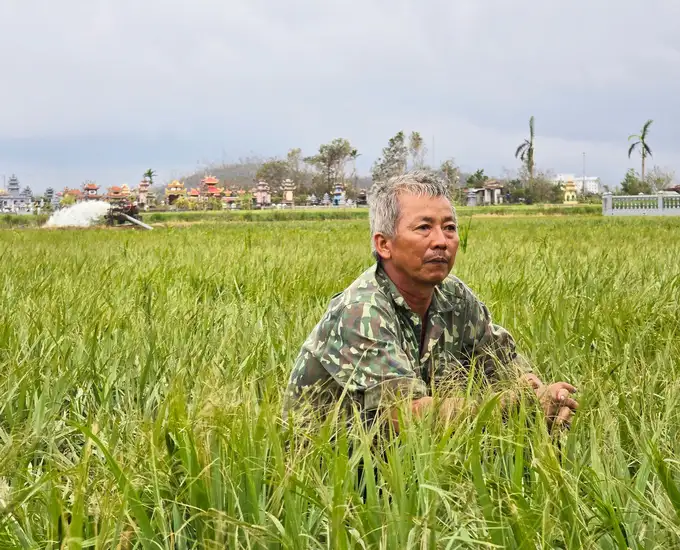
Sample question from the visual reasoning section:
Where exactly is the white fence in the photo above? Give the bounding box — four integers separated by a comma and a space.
602, 192, 680, 216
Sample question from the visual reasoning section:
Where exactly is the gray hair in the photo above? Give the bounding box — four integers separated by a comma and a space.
368, 170, 456, 257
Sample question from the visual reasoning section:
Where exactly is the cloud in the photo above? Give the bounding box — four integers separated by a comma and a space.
0, 0, 678, 190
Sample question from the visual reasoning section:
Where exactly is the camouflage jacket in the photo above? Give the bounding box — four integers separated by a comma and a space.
282, 263, 530, 425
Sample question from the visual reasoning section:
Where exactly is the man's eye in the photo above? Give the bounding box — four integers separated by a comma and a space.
445, 225, 457, 232
416, 225, 430, 231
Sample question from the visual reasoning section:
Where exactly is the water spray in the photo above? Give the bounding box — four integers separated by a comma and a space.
44, 200, 153, 230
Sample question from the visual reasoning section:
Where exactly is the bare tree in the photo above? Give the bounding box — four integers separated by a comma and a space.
645, 165, 674, 193
408, 131, 427, 169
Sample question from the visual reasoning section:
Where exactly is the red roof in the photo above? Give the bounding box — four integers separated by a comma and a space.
189, 188, 200, 196
66, 189, 83, 196
83, 183, 99, 190
202, 176, 219, 185
207, 186, 220, 194
109, 186, 122, 193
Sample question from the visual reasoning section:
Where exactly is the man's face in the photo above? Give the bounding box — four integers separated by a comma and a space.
379, 193, 459, 286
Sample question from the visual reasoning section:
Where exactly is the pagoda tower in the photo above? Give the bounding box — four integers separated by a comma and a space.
165, 180, 187, 205
107, 186, 124, 202
7, 174, 20, 194
255, 181, 271, 207
201, 175, 220, 196
282, 179, 296, 206
137, 179, 150, 208
82, 181, 100, 200
563, 178, 578, 205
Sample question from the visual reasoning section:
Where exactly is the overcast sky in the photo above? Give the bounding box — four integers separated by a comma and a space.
1, 0, 679, 192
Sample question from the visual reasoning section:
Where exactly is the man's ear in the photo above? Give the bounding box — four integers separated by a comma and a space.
373, 233, 392, 261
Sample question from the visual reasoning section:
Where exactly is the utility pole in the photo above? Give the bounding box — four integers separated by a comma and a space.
582, 152, 586, 194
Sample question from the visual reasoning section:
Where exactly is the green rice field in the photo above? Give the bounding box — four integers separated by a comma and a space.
1, 215, 679, 548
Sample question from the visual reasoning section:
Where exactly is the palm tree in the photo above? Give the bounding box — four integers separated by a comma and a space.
628, 120, 653, 184
143, 169, 157, 185
515, 116, 535, 181
349, 149, 361, 190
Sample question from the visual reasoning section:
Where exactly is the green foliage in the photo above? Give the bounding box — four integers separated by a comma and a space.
238, 193, 254, 210
304, 138, 357, 193
60, 194, 76, 207
505, 174, 564, 204
256, 160, 290, 189
173, 197, 190, 210
515, 116, 536, 179
466, 169, 489, 188
628, 119, 653, 182
440, 159, 462, 204
143, 169, 157, 186
620, 168, 652, 195
2, 215, 679, 547
372, 131, 408, 182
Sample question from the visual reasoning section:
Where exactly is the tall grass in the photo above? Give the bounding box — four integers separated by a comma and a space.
0, 216, 679, 548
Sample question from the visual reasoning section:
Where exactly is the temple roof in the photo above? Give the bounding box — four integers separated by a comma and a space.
83, 182, 99, 190
202, 176, 219, 185
189, 188, 200, 196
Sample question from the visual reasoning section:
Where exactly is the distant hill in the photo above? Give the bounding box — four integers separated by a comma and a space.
175, 158, 264, 190
155, 158, 374, 193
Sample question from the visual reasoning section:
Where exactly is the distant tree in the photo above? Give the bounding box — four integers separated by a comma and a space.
508, 171, 563, 204
287, 148, 302, 174
515, 116, 536, 180
174, 197, 190, 210
619, 168, 652, 195
256, 159, 290, 189
466, 169, 489, 188
504, 179, 526, 203
644, 165, 673, 193
286, 148, 308, 190
439, 158, 461, 202
239, 193, 254, 210
408, 131, 427, 169
304, 138, 356, 192
206, 197, 222, 210
372, 131, 408, 182
349, 149, 361, 189
628, 120, 653, 184
143, 169, 157, 185
60, 194, 76, 207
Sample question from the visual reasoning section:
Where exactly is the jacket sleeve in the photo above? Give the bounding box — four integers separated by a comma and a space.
318, 301, 429, 410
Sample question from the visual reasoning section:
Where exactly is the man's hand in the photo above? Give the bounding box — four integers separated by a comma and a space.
521, 374, 579, 430
536, 382, 578, 430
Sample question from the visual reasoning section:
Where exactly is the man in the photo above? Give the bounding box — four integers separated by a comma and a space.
283, 171, 577, 432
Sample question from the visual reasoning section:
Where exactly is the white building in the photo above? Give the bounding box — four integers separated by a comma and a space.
554, 173, 601, 195
0, 174, 33, 213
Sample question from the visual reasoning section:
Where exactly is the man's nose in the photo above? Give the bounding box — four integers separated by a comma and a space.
430, 226, 447, 248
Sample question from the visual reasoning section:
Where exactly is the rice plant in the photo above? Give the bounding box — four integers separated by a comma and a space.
0, 216, 679, 548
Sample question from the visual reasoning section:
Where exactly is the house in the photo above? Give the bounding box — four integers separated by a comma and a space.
466, 180, 505, 206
